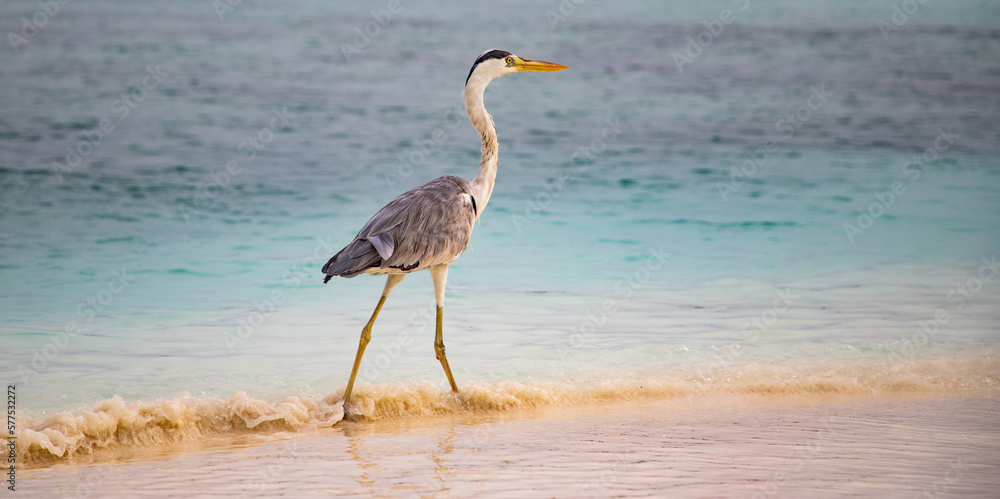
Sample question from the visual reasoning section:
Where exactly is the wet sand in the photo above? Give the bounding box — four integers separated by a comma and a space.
20, 392, 999, 497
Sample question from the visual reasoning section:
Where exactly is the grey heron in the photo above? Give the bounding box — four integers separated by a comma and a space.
322, 49, 567, 413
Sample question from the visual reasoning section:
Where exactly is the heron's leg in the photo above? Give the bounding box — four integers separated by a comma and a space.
430, 264, 459, 392
343, 273, 405, 407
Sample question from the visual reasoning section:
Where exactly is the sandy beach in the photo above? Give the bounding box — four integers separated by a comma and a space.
19, 390, 998, 497
4, 1, 1000, 497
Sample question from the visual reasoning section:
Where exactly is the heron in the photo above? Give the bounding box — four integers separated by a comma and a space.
321, 49, 567, 414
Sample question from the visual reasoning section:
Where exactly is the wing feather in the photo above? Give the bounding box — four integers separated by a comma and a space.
370, 231, 395, 260
322, 175, 477, 282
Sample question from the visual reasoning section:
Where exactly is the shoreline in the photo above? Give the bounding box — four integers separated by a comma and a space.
14, 352, 999, 470
20, 390, 999, 497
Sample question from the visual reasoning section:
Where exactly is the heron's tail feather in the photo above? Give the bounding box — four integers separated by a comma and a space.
322, 239, 381, 282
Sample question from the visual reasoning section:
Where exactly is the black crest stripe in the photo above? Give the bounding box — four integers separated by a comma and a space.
466, 49, 513, 85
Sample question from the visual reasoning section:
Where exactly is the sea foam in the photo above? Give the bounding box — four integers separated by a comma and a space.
17, 354, 998, 468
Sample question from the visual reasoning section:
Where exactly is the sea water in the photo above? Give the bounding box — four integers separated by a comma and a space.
1, 0, 998, 472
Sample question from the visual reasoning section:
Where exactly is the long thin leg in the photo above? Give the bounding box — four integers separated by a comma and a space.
343, 273, 405, 407
430, 264, 459, 392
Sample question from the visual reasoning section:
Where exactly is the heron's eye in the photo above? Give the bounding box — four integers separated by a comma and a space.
505, 57, 514, 66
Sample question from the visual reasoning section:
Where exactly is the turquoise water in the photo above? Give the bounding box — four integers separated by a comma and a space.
1, 0, 999, 430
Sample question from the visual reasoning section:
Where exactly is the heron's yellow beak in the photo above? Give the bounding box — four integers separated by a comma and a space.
513, 57, 569, 73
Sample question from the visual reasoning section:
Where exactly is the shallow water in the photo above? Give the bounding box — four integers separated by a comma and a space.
2, 0, 1000, 494
21, 393, 1000, 497
12, 353, 999, 471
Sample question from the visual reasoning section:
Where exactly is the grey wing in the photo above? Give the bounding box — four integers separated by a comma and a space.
322, 175, 478, 282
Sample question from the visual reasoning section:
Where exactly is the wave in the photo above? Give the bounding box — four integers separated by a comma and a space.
16, 392, 344, 469
668, 218, 798, 229
16, 354, 998, 468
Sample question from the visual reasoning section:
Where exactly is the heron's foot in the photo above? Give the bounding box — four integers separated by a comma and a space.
342, 400, 361, 422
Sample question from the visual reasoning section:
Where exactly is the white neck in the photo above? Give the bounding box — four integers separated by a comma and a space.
464, 72, 500, 219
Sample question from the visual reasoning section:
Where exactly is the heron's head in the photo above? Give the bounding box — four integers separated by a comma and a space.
465, 49, 568, 87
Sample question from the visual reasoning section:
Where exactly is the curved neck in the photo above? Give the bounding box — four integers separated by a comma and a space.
464, 73, 499, 219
